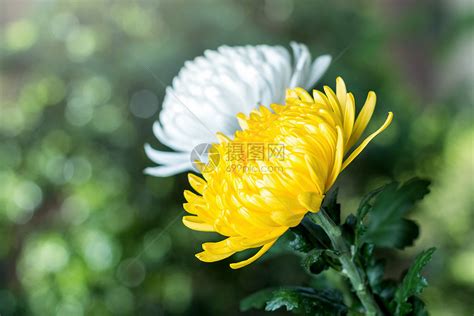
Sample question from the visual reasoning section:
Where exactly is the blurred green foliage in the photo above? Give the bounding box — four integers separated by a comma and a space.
0, 0, 472, 315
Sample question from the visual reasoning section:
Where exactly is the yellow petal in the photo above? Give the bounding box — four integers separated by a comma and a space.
323, 86, 343, 120
188, 173, 206, 194
312, 90, 331, 111
216, 132, 231, 143
270, 209, 306, 227
304, 155, 324, 194
294, 87, 314, 102
297, 192, 324, 213
202, 239, 237, 255
182, 216, 214, 232
343, 93, 355, 147
239, 228, 287, 247
196, 249, 235, 262
270, 103, 285, 113
184, 190, 200, 203
347, 91, 376, 149
183, 202, 197, 215
285, 88, 299, 99
229, 240, 276, 269
317, 108, 337, 127
236, 113, 248, 130
259, 105, 272, 116
237, 207, 281, 228
341, 112, 393, 171
336, 77, 347, 111
325, 126, 344, 190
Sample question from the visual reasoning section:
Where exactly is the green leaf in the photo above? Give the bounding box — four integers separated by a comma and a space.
366, 258, 385, 289
342, 213, 357, 244
358, 243, 395, 301
240, 286, 348, 315
302, 249, 328, 274
410, 296, 429, 316
288, 227, 313, 253
301, 249, 341, 274
377, 280, 397, 301
322, 188, 341, 224
354, 186, 386, 248
359, 178, 430, 249
298, 217, 332, 250
356, 186, 384, 221
391, 247, 436, 316
364, 218, 419, 249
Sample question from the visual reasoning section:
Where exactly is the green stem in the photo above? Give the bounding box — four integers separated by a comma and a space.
309, 210, 382, 316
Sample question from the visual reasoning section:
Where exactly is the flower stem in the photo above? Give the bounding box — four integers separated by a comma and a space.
309, 210, 382, 316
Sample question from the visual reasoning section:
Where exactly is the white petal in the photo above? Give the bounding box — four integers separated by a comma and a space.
152, 121, 191, 152
305, 54, 332, 89
144, 162, 193, 177
144, 144, 189, 164
289, 42, 311, 87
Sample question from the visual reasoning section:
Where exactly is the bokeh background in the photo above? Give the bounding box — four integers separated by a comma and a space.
0, 0, 473, 315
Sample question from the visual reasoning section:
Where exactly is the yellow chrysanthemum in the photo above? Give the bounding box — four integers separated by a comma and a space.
183, 77, 393, 269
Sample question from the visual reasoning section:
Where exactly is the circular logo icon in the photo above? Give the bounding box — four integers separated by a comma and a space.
190, 143, 220, 173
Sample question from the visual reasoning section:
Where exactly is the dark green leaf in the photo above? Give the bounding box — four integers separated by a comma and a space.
288, 227, 313, 253
366, 259, 385, 289
391, 247, 436, 316
367, 179, 429, 227
356, 186, 384, 221
342, 214, 357, 244
377, 280, 397, 301
301, 249, 341, 274
302, 249, 328, 274
360, 243, 375, 262
299, 217, 332, 250
410, 296, 429, 316
364, 218, 419, 249
359, 178, 430, 249
358, 244, 395, 301
322, 188, 341, 224
240, 286, 347, 315
354, 186, 386, 247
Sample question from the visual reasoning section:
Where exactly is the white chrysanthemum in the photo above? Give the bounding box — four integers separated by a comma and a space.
145, 42, 331, 176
